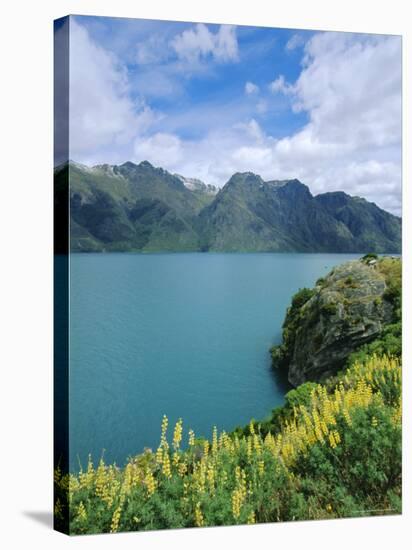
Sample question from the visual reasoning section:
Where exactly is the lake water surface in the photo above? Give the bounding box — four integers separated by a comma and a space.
69, 252, 360, 470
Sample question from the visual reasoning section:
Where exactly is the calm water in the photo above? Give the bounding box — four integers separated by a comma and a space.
68, 252, 360, 470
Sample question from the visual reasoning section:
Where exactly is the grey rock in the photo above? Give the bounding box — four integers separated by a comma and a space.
288, 260, 395, 386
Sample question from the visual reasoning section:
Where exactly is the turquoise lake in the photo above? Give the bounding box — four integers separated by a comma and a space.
68, 252, 361, 471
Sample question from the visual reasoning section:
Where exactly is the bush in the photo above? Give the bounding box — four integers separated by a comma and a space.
55, 355, 402, 533
348, 322, 401, 367
320, 302, 337, 316
270, 287, 315, 372
362, 253, 378, 262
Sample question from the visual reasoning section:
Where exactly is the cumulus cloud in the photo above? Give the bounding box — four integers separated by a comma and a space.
134, 132, 183, 167
245, 81, 259, 95
131, 120, 271, 184
137, 32, 401, 215
285, 33, 305, 51
270, 32, 402, 214
269, 75, 294, 95
171, 24, 239, 63
68, 19, 160, 163
292, 33, 401, 149
135, 35, 169, 65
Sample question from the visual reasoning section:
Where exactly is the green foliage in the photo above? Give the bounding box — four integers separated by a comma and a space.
285, 382, 318, 410
55, 355, 402, 533
271, 287, 315, 372
362, 253, 378, 262
342, 275, 358, 289
377, 257, 402, 321
320, 302, 338, 316
291, 402, 401, 517
348, 322, 401, 367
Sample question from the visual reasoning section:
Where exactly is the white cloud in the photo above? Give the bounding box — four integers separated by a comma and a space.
256, 100, 268, 114
171, 24, 239, 63
135, 35, 168, 65
134, 33, 401, 215
134, 132, 183, 167
271, 32, 402, 214
292, 33, 401, 149
245, 81, 259, 95
227, 32, 401, 215
132, 120, 270, 183
269, 75, 294, 95
235, 119, 266, 141
68, 19, 160, 162
285, 34, 305, 51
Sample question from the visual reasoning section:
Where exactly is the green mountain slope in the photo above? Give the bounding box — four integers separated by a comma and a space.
55, 160, 214, 252
54, 161, 401, 253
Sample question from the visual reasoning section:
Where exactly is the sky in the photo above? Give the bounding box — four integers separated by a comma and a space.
55, 16, 402, 215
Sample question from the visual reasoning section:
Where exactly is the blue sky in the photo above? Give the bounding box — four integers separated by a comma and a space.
56, 15, 402, 215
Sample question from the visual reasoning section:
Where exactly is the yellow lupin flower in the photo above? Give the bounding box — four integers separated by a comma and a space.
232, 487, 245, 519
343, 408, 352, 426
110, 505, 122, 533
247, 437, 252, 460
95, 458, 113, 507
159, 414, 169, 451
207, 464, 215, 493
77, 501, 87, 522
161, 414, 168, 437
54, 498, 63, 519
247, 511, 256, 524
162, 450, 171, 479
122, 463, 133, 495
173, 418, 183, 451
156, 445, 164, 465
253, 434, 262, 455
212, 426, 218, 456
144, 469, 157, 496
195, 502, 204, 527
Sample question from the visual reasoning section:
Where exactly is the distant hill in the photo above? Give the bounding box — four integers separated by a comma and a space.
54, 161, 401, 253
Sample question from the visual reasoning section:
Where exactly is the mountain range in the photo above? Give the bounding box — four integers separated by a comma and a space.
54, 160, 401, 253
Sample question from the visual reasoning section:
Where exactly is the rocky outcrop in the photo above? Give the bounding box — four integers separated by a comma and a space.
272, 257, 400, 386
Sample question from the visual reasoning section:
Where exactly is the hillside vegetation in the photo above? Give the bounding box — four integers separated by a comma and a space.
55, 161, 401, 254
55, 355, 401, 534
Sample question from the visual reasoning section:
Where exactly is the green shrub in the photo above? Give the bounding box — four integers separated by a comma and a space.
362, 253, 378, 262
320, 302, 337, 316
55, 355, 401, 533
271, 287, 315, 371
